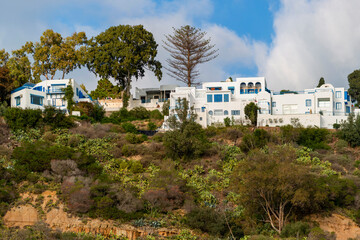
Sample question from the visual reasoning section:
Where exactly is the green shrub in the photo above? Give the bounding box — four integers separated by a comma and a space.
152, 132, 164, 142
121, 122, 138, 133
163, 122, 209, 160
333, 123, 341, 130
0, 101, 8, 116
240, 129, 270, 152
150, 109, 163, 120
4, 108, 43, 130
12, 141, 74, 174
109, 108, 132, 123
186, 207, 227, 236
121, 144, 137, 156
125, 133, 147, 144
280, 221, 311, 238
129, 106, 150, 119
90, 104, 105, 122
280, 125, 300, 143
297, 127, 330, 149
147, 122, 157, 131
338, 114, 360, 147
224, 117, 231, 127
43, 106, 74, 129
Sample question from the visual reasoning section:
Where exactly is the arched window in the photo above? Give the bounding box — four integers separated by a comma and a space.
240, 82, 246, 94
208, 110, 213, 115
248, 82, 254, 88
224, 110, 229, 115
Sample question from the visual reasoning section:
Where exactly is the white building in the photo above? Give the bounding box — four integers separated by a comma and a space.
10, 79, 92, 112
168, 77, 353, 129
98, 85, 179, 113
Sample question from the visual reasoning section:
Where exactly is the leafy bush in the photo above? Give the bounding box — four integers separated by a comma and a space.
163, 122, 209, 160
338, 114, 360, 147
91, 104, 105, 122
224, 117, 231, 127
297, 127, 330, 149
121, 122, 138, 133
0, 101, 8, 116
280, 221, 311, 238
43, 106, 74, 129
280, 125, 300, 143
150, 109, 163, 120
125, 133, 147, 144
240, 128, 270, 152
147, 122, 157, 131
186, 207, 227, 236
12, 141, 74, 174
333, 123, 341, 130
129, 106, 150, 119
109, 108, 131, 123
4, 108, 42, 130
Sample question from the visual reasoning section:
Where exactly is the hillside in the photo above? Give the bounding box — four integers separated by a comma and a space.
1, 107, 360, 239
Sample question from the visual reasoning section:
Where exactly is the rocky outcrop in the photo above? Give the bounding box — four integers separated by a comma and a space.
312, 213, 360, 240
4, 205, 39, 228
3, 191, 179, 240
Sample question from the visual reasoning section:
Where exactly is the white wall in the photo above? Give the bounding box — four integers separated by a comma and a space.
11, 88, 46, 110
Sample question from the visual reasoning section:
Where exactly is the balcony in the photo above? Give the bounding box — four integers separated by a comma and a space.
47, 89, 64, 94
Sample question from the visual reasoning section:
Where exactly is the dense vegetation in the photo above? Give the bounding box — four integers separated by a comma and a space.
1, 105, 360, 239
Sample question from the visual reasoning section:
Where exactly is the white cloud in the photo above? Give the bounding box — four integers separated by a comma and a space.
260, 0, 360, 91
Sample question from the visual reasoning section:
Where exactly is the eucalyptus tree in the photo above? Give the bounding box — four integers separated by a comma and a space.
23, 29, 87, 80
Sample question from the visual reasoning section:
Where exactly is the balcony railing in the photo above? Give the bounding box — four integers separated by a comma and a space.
47, 89, 64, 94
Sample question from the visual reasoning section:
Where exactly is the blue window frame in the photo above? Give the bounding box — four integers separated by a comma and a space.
224, 94, 229, 102
346, 106, 350, 113
15, 96, 21, 106
207, 94, 213, 103
30, 94, 44, 106
335, 91, 341, 98
228, 87, 235, 94
272, 102, 276, 107
224, 110, 229, 115
76, 88, 79, 96
231, 110, 240, 115
336, 102, 342, 110
208, 110, 213, 115
214, 94, 222, 102
201, 107, 205, 112
306, 99, 311, 107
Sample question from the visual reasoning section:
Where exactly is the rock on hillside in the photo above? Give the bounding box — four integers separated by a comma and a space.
3, 191, 179, 240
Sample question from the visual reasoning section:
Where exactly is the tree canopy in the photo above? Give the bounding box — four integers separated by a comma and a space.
232, 145, 326, 234
86, 25, 162, 101
244, 102, 259, 126
90, 79, 122, 100
0, 48, 38, 102
163, 25, 218, 86
23, 29, 87, 80
348, 69, 360, 103
317, 77, 325, 87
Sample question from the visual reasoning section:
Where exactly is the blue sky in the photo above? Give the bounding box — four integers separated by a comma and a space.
1, 0, 360, 92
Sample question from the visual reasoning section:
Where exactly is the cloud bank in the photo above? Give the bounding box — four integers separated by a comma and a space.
261, 0, 360, 90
